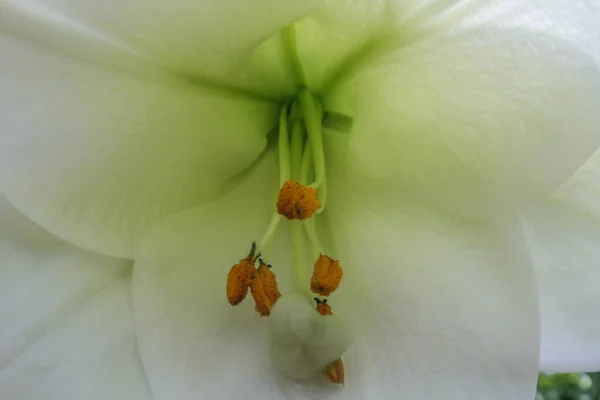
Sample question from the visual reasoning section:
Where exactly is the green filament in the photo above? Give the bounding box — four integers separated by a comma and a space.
298, 90, 326, 191
289, 120, 311, 297
278, 103, 291, 186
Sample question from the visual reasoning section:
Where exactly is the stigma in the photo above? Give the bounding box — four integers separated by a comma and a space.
269, 294, 349, 382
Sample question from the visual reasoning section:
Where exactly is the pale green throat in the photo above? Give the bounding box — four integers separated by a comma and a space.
254, 25, 350, 298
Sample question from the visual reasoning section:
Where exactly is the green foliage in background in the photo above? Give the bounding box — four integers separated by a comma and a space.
537, 373, 600, 400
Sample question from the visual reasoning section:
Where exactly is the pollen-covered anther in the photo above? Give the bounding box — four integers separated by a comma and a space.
250, 259, 282, 316
226, 243, 258, 306
311, 254, 343, 296
314, 297, 333, 316
323, 359, 345, 384
276, 179, 321, 220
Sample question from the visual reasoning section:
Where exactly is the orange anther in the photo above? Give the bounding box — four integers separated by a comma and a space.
314, 297, 333, 316
276, 180, 321, 220
250, 260, 281, 316
310, 254, 343, 296
226, 258, 256, 306
323, 359, 345, 384
226, 243, 258, 306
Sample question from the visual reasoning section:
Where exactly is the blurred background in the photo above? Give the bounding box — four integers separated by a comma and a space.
537, 373, 600, 400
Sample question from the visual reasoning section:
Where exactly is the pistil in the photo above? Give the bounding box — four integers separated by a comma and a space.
289, 119, 312, 296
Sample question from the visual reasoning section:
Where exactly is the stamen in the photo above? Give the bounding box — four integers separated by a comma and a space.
323, 359, 345, 385
314, 297, 333, 316
226, 22, 350, 386
250, 259, 282, 316
254, 103, 294, 260
277, 113, 321, 220
276, 179, 321, 220
315, 179, 327, 215
303, 218, 323, 261
256, 212, 281, 262
226, 243, 258, 306
300, 142, 313, 186
311, 254, 343, 297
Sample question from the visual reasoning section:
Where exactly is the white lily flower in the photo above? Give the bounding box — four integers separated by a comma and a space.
1, 0, 600, 399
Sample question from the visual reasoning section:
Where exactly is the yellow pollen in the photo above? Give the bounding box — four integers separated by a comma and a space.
311, 254, 343, 296
323, 359, 345, 385
276, 179, 320, 220
250, 260, 282, 316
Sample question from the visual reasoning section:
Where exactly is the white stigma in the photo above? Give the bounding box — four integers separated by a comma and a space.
268, 293, 349, 380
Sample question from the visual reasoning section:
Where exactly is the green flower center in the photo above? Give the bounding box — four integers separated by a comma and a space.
254, 25, 342, 298
225, 24, 358, 384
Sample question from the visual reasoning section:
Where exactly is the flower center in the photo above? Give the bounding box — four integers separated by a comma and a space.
224, 24, 350, 385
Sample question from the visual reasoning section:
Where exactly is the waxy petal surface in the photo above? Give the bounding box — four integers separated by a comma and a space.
0, 198, 151, 400
0, 34, 275, 258
523, 151, 600, 372
325, 10, 600, 217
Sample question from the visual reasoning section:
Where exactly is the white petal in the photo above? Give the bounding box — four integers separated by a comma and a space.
269, 294, 349, 380
294, 0, 600, 91
325, 23, 600, 218
321, 191, 541, 398
133, 152, 355, 399
456, 0, 600, 63
0, 0, 173, 84
522, 151, 600, 372
132, 152, 296, 400
294, 0, 462, 91
0, 197, 151, 400
133, 149, 539, 398
0, 34, 277, 258
19, 0, 321, 94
